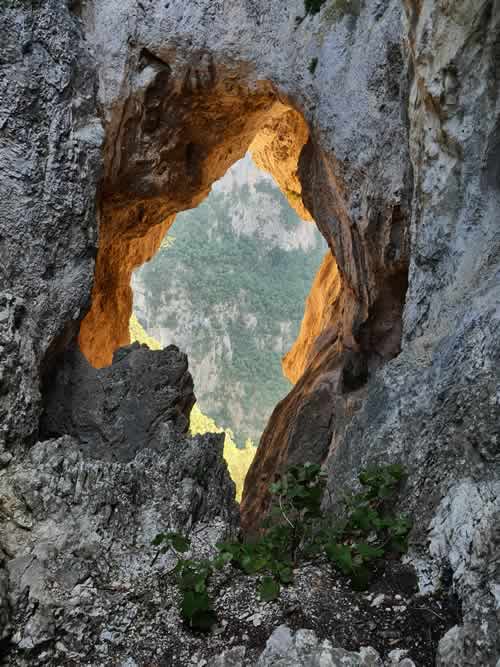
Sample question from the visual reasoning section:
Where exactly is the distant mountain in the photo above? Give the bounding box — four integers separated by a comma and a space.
132, 154, 326, 447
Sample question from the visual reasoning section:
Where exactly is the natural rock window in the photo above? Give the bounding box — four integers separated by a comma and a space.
130, 154, 327, 498
73, 66, 408, 529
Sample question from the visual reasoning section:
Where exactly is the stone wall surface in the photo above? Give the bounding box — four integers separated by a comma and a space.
41, 342, 196, 461
0, 0, 103, 451
323, 3, 500, 664
0, 0, 498, 665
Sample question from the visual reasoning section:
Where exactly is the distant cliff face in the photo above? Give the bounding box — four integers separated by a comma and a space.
132, 155, 326, 445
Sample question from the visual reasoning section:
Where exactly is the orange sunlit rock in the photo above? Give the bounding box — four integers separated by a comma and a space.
282, 251, 342, 384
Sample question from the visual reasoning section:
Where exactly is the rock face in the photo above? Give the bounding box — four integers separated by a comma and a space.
282, 252, 342, 384
41, 343, 195, 461
320, 3, 500, 664
0, 0, 103, 451
0, 433, 237, 665
0, 0, 499, 665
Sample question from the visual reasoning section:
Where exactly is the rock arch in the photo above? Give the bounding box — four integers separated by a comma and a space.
76, 45, 410, 529
78, 55, 314, 368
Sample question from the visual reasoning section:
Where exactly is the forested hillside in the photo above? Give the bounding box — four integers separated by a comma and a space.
132, 155, 326, 448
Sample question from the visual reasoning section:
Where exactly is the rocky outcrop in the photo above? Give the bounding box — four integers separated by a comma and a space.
41, 343, 195, 461
77, 67, 313, 369
0, 0, 102, 451
75, 0, 409, 381
0, 433, 237, 665
319, 2, 500, 664
242, 626, 418, 667
249, 108, 312, 221
78, 208, 174, 368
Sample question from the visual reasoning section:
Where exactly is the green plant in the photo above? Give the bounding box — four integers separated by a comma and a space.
152, 463, 411, 631
174, 558, 217, 631
151, 532, 217, 630
308, 58, 318, 75
322, 463, 411, 589
304, 0, 327, 15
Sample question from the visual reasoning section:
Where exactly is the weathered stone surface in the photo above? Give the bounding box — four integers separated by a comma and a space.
0, 432, 237, 664
282, 251, 342, 384
78, 208, 174, 368
255, 626, 383, 667
77, 0, 410, 388
0, 294, 36, 453
0, 0, 102, 451
41, 342, 195, 461
1, 546, 457, 665
320, 2, 500, 664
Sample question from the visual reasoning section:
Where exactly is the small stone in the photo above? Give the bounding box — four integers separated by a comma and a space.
100, 630, 114, 642
0, 452, 13, 467
359, 646, 383, 666
387, 648, 410, 665
371, 594, 385, 608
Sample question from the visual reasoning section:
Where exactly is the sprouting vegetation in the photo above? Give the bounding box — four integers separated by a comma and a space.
129, 314, 256, 501
304, 0, 327, 15
152, 462, 411, 631
309, 57, 318, 75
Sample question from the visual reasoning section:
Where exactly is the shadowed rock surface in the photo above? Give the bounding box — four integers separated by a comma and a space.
41, 343, 195, 461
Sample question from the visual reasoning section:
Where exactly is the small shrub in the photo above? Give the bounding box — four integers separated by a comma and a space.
304, 0, 327, 15
175, 558, 217, 631
152, 462, 411, 631
308, 58, 319, 75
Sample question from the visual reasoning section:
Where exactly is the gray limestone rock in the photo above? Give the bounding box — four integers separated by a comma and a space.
0, 432, 237, 662
0, 0, 103, 451
41, 342, 195, 461
254, 626, 385, 666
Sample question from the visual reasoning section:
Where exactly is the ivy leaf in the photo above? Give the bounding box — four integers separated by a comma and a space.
167, 533, 191, 553
194, 573, 208, 593
151, 532, 166, 546
258, 576, 280, 602
277, 564, 294, 584
386, 464, 406, 481
355, 543, 384, 561
325, 543, 353, 574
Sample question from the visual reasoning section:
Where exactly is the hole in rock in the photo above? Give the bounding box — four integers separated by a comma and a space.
130, 154, 327, 499
68, 74, 407, 522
